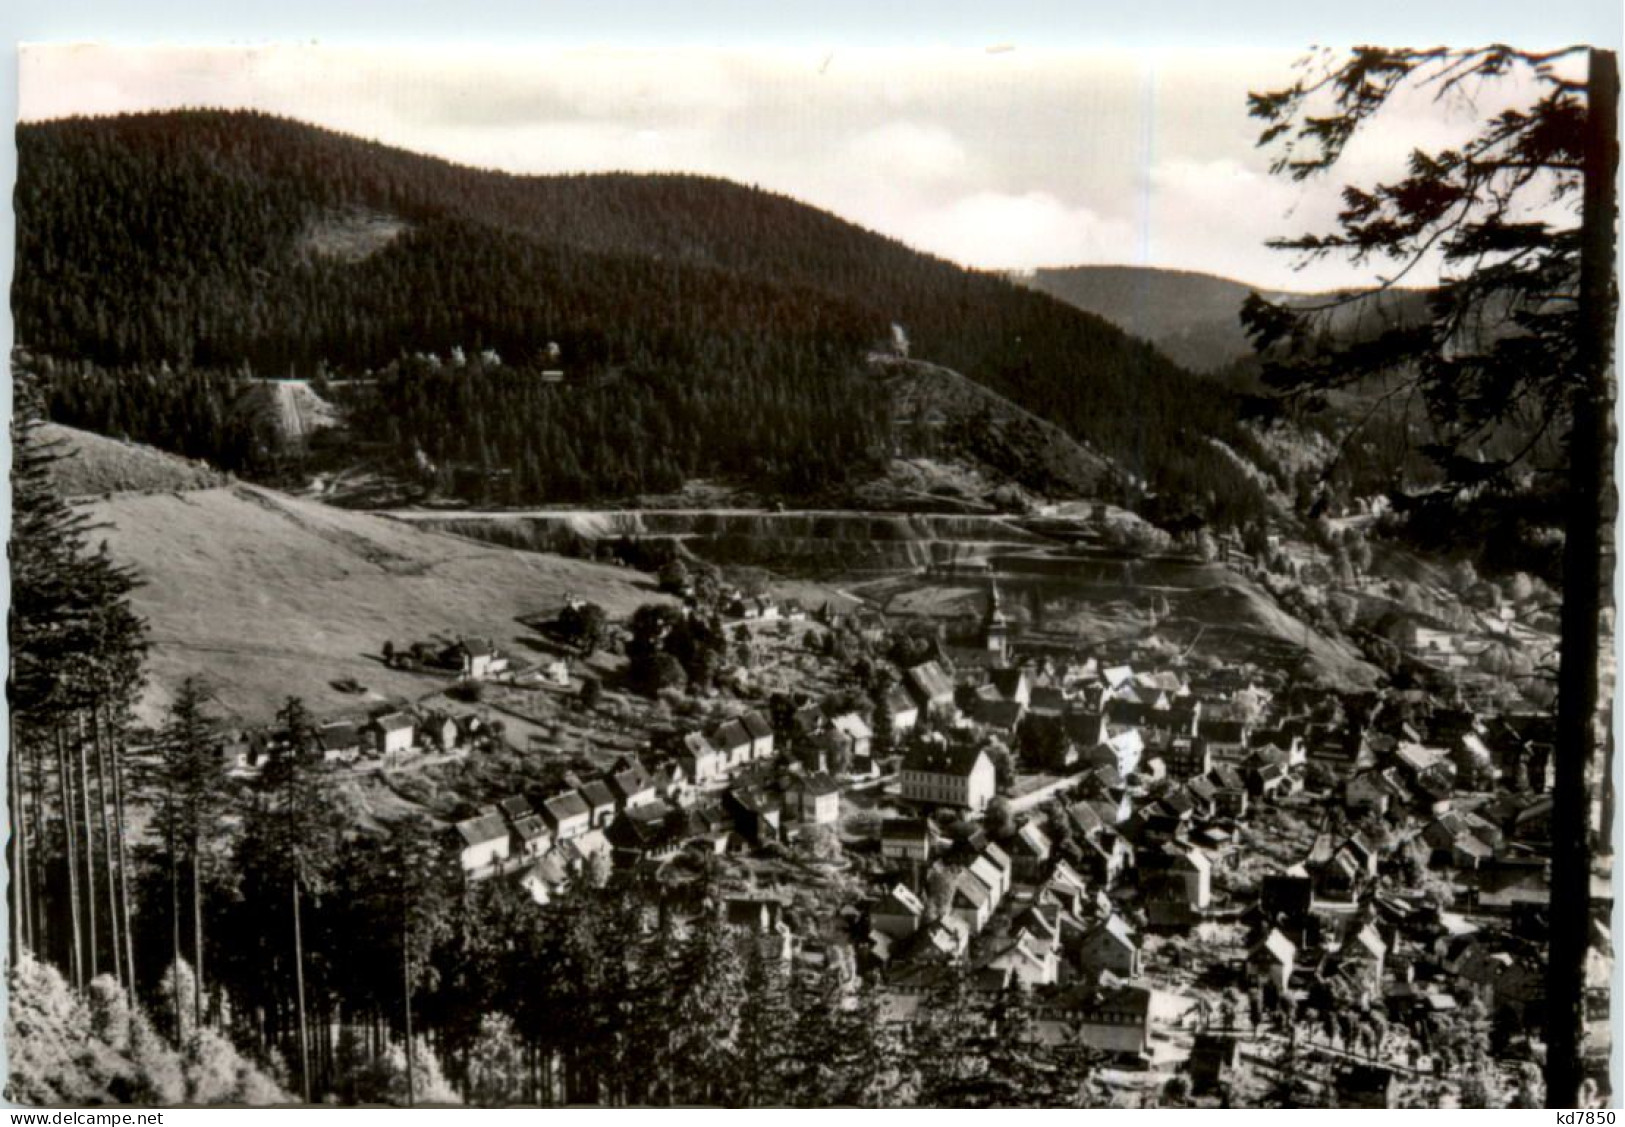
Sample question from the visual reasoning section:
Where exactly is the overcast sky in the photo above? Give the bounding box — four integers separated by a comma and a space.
19, 43, 1556, 291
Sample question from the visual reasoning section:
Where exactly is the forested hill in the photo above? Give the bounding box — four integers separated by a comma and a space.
14, 110, 1275, 519
1022, 264, 1430, 376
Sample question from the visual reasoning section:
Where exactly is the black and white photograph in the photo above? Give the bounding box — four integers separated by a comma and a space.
3, 21, 1620, 1110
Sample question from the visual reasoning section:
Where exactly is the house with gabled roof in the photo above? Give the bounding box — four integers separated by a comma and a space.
1046, 858, 1091, 899
508, 811, 553, 859
790, 772, 842, 825
1010, 821, 1053, 881
1185, 775, 1219, 819
369, 712, 415, 758
949, 867, 996, 934
579, 780, 618, 828
1144, 842, 1212, 910
1028, 685, 1066, 716
1163, 735, 1210, 780
899, 738, 996, 811
541, 791, 591, 840
740, 710, 776, 760
1101, 664, 1135, 690
881, 817, 935, 863
902, 918, 970, 964
1207, 764, 1249, 817
1249, 928, 1297, 991
1198, 718, 1250, 761
608, 761, 657, 810
679, 731, 726, 786
1078, 915, 1141, 977
1345, 767, 1409, 817
981, 929, 1059, 987
968, 854, 1007, 908
988, 667, 1032, 707
970, 698, 1025, 736
870, 882, 928, 940
1340, 922, 1388, 986
1063, 709, 1108, 751
712, 718, 754, 772
317, 721, 363, 764
903, 661, 957, 716
724, 785, 782, 846
1049, 983, 1154, 1057
827, 711, 874, 763
454, 808, 512, 877
455, 637, 510, 681
882, 688, 920, 737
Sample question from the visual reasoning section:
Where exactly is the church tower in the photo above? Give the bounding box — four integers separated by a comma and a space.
983, 573, 1010, 664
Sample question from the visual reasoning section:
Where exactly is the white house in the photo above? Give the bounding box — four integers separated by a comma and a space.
741, 710, 776, 761
870, 882, 927, 939
1249, 928, 1297, 992
1078, 915, 1142, 978
793, 773, 842, 826
455, 809, 511, 877
680, 731, 727, 785
899, 739, 997, 811
541, 791, 591, 840
371, 713, 415, 758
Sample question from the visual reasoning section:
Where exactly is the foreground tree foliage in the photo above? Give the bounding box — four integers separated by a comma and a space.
5, 956, 286, 1106
1244, 44, 1618, 1106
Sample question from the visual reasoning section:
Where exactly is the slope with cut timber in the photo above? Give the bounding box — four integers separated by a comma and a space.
872, 353, 1113, 499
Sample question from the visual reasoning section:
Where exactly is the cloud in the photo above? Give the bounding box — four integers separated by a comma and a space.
846, 122, 967, 184
898, 191, 1136, 270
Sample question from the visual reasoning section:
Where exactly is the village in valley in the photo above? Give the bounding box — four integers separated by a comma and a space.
8, 36, 1616, 1112
195, 513, 1596, 1109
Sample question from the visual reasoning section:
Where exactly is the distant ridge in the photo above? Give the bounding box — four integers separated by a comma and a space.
1020, 264, 1428, 374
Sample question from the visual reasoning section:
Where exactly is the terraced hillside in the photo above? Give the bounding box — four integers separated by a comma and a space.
396, 505, 1380, 689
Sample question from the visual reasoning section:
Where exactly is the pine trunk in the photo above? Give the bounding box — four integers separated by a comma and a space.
403, 914, 416, 1108
109, 711, 137, 999
293, 877, 311, 1102
169, 820, 183, 1040
91, 709, 122, 989
9, 731, 25, 964
75, 716, 98, 982
1545, 45, 1618, 1110
192, 848, 204, 1030
56, 726, 84, 988
29, 734, 50, 958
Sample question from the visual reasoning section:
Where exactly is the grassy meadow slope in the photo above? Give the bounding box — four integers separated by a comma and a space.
39, 422, 225, 497
77, 484, 667, 725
